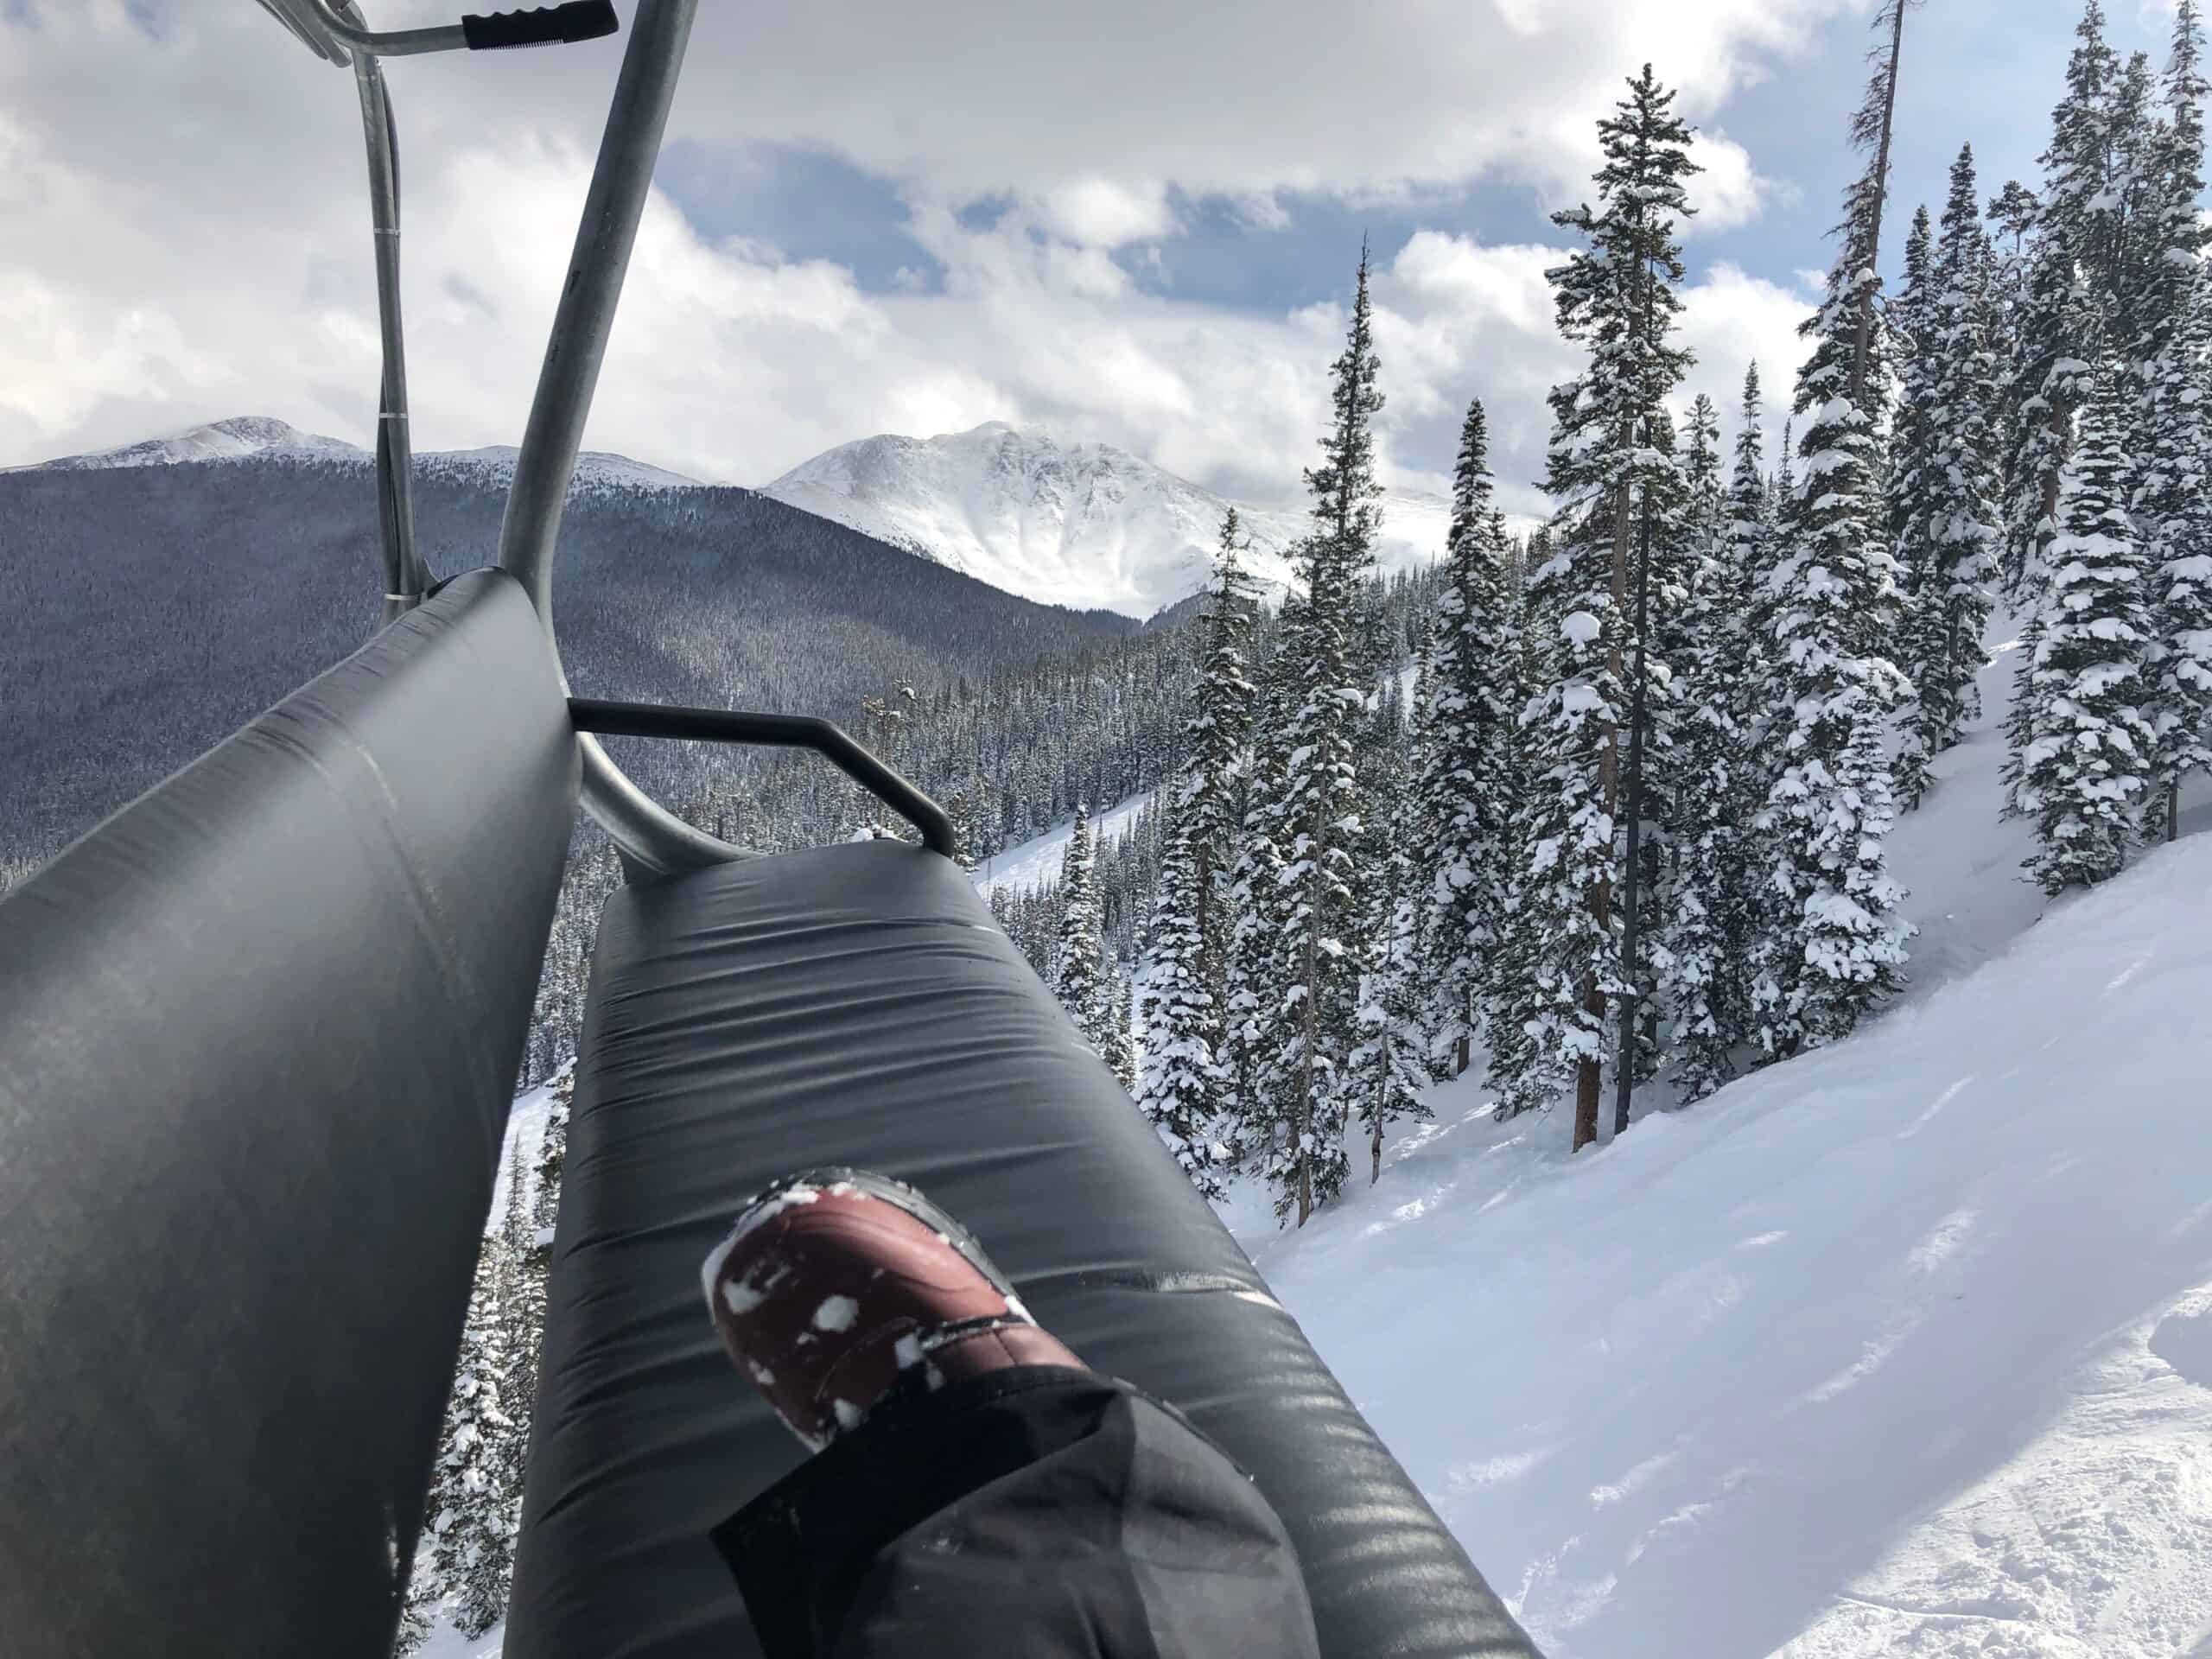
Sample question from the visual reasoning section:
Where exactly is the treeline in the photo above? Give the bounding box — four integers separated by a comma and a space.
1099, 0, 2212, 1224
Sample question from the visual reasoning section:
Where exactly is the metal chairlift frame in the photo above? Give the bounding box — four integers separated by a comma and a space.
261, 0, 948, 868
0, 9, 1541, 1656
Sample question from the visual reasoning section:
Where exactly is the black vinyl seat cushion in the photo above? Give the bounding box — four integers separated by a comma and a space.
0, 569, 577, 1659
507, 839, 1537, 1658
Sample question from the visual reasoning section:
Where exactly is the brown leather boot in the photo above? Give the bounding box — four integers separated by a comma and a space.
700, 1167, 1084, 1450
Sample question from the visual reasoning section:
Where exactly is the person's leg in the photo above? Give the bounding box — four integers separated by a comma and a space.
701, 1169, 1320, 1659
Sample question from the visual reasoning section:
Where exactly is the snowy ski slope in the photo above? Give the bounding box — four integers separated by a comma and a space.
1238, 621, 2212, 1656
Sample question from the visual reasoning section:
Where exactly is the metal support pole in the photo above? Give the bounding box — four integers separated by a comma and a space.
494, 0, 742, 875
349, 41, 428, 625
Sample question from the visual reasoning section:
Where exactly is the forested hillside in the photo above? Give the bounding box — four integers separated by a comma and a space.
0, 457, 1141, 867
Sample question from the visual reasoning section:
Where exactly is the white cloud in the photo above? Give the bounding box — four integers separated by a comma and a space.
0, 0, 1847, 518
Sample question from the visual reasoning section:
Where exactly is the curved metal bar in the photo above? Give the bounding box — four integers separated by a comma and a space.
349, 39, 428, 624
568, 699, 958, 860
494, 0, 745, 877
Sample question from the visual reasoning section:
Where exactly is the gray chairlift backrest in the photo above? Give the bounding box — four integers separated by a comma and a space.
0, 569, 576, 1658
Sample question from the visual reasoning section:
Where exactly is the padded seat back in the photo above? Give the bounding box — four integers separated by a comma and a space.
509, 841, 1539, 1658
0, 568, 578, 1659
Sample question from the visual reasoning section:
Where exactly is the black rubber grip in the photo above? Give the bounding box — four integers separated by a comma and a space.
461, 1, 618, 49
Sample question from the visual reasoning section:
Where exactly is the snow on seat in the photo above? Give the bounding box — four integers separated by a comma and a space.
506, 838, 1540, 1658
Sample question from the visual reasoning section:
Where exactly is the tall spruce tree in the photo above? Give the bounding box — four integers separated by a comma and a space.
1249, 244, 1387, 1223
1669, 370, 1767, 1102
1053, 804, 1110, 1052
1136, 807, 1228, 1196
1921, 146, 2004, 767
1224, 600, 1297, 1169
1351, 677, 1433, 1183
1758, 0, 1914, 1056
1190, 511, 1259, 1016
2022, 355, 2155, 892
425, 1237, 519, 1640
2005, 0, 2124, 593
1411, 397, 1519, 1075
2136, 0, 2212, 837
1890, 204, 1948, 808
1484, 536, 1560, 1122
1530, 64, 1699, 1150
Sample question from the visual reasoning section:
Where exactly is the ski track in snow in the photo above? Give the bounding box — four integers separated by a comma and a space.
1231, 619, 2212, 1659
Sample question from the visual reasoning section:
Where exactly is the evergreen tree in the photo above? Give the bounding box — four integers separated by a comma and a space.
1224, 605, 1297, 1169
1410, 397, 1519, 1074
1135, 808, 1227, 1196
1889, 204, 1948, 808
1669, 367, 1769, 1101
1484, 537, 1560, 1122
1351, 677, 1433, 1183
2005, 0, 2124, 593
1108, 969, 1138, 1093
1921, 145, 2004, 766
2022, 356, 2155, 891
1189, 511, 1259, 1021
2136, 0, 2212, 837
1249, 245, 1387, 1223
1530, 64, 1699, 1150
1053, 804, 1110, 1051
1758, 0, 1915, 1056
499, 1138, 544, 1450
424, 1238, 519, 1640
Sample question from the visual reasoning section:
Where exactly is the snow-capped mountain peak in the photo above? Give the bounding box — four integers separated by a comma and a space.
764, 421, 1446, 620
12, 416, 363, 471
12, 417, 701, 497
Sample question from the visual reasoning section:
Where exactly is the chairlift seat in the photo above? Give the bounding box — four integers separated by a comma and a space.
505, 839, 1536, 1658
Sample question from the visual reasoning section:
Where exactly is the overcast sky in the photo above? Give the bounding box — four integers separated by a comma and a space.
0, 1, 2186, 516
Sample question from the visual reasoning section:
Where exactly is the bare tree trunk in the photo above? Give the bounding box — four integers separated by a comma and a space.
1455, 1033, 1471, 1077
1848, 0, 1909, 407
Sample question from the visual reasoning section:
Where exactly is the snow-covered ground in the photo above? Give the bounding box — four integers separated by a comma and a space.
1233, 622, 2212, 1657
972, 790, 1155, 896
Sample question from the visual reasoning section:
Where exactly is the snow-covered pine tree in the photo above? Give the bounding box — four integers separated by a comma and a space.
1922, 146, 2004, 766
1135, 805, 1227, 1196
1224, 601, 1297, 1167
1351, 674, 1433, 1184
395, 1540, 440, 1656
2004, 0, 2124, 594
1889, 205, 1948, 808
1189, 510, 1259, 1025
1758, 0, 1916, 1057
1530, 63, 1699, 1150
1052, 804, 1110, 1052
2134, 0, 2212, 838
499, 1137, 543, 1455
426, 1236, 518, 1640
1410, 396, 1519, 1075
1108, 970, 1138, 1093
1626, 396, 1709, 1092
2022, 355, 2155, 892
1669, 368, 1769, 1103
1484, 535, 1560, 1123
1250, 244, 1387, 1223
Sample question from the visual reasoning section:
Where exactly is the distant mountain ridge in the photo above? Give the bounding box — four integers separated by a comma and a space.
764, 421, 1449, 619
11, 416, 701, 496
